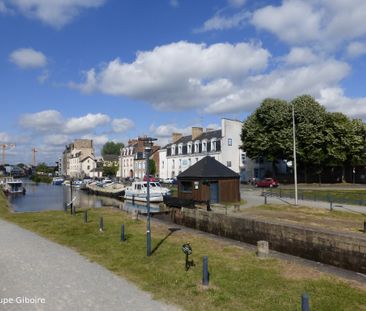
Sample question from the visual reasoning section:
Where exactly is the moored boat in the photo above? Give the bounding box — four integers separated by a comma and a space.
124, 181, 170, 202
52, 177, 64, 185
2, 178, 26, 195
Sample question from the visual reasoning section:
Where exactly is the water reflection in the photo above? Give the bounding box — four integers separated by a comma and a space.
9, 180, 160, 213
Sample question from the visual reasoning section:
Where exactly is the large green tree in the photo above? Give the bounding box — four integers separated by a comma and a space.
101, 141, 124, 157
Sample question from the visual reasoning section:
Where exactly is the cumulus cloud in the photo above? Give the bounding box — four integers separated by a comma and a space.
4, 0, 106, 28
0, 132, 11, 143
150, 124, 192, 138
346, 41, 366, 58
195, 10, 249, 32
71, 41, 271, 110
112, 118, 134, 133
317, 88, 366, 118
205, 59, 350, 114
64, 113, 110, 134
43, 134, 69, 146
284, 47, 319, 65
81, 134, 109, 146
9, 48, 47, 69
19, 110, 63, 131
251, 0, 366, 49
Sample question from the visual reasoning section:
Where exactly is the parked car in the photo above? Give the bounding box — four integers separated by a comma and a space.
162, 178, 177, 185
143, 175, 156, 182
255, 178, 279, 188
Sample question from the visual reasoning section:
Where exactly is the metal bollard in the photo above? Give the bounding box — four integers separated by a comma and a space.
99, 217, 104, 232
301, 293, 310, 311
84, 210, 88, 223
132, 194, 135, 205
121, 224, 125, 241
330, 200, 333, 211
202, 256, 209, 286
364, 221, 366, 233
264, 194, 267, 205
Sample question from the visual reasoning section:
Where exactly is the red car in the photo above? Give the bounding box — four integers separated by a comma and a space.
255, 178, 279, 188
143, 175, 156, 182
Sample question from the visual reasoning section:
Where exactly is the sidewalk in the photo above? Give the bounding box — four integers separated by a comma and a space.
0, 219, 179, 311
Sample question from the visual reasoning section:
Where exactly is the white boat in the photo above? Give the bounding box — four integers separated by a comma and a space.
62, 180, 83, 188
124, 181, 171, 202
2, 178, 26, 195
52, 177, 64, 185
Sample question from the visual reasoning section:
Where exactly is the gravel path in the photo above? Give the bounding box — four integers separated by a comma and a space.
0, 219, 180, 311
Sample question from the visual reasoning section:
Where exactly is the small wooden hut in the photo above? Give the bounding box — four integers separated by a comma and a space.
177, 156, 240, 203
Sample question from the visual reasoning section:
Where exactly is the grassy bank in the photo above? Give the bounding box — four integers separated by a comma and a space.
267, 188, 366, 206
1, 193, 366, 310
30, 174, 52, 184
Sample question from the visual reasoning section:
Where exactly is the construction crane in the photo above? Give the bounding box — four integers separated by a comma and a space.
32, 148, 38, 167
1, 144, 15, 165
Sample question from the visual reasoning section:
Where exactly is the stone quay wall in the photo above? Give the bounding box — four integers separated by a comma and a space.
170, 208, 366, 273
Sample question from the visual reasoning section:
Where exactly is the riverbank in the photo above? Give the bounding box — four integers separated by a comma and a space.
1, 192, 366, 310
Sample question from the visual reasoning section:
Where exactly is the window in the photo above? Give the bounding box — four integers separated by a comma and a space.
181, 181, 192, 192
172, 145, 176, 155
87, 165, 90, 170
228, 138, 232, 146
172, 159, 175, 168
194, 142, 199, 153
179, 159, 182, 168
241, 153, 246, 164
202, 141, 207, 152
227, 161, 232, 167
178, 144, 182, 155
187, 143, 192, 154
188, 158, 191, 166
162, 161, 164, 169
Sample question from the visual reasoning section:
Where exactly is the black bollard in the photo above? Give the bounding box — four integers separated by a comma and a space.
330, 200, 333, 211
121, 224, 125, 241
301, 293, 310, 311
99, 217, 104, 232
84, 210, 88, 224
202, 256, 209, 286
132, 194, 135, 205
364, 221, 366, 233
264, 194, 267, 205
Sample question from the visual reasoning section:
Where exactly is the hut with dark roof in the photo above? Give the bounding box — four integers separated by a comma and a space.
177, 156, 240, 203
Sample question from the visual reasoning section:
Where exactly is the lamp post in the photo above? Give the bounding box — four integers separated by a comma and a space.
139, 136, 157, 257
292, 103, 298, 205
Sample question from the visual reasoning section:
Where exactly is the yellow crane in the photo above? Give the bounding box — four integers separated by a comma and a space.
32, 148, 38, 167
1, 144, 15, 165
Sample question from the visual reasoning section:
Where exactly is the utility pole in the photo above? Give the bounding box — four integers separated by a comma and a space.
292, 104, 298, 205
1, 144, 15, 165
32, 148, 38, 167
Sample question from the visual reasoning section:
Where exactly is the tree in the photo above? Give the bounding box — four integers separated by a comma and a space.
241, 98, 292, 175
101, 141, 124, 157
103, 164, 119, 177
149, 159, 156, 176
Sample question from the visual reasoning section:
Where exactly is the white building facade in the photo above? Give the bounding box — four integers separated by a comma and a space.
159, 119, 248, 181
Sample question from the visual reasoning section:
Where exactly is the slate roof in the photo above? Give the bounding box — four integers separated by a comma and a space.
177, 156, 239, 179
103, 154, 119, 162
164, 129, 222, 149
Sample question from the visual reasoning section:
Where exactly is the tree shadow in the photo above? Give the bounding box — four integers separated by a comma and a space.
152, 227, 181, 255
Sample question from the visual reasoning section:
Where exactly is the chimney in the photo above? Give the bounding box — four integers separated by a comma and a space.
172, 133, 183, 143
206, 128, 214, 132
192, 127, 203, 140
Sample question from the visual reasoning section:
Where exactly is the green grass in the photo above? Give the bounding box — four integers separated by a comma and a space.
268, 188, 366, 206
1, 192, 366, 310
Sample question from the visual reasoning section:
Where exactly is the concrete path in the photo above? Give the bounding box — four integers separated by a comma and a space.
0, 219, 180, 311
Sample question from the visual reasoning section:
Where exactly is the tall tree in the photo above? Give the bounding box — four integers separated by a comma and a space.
149, 159, 156, 176
101, 141, 124, 157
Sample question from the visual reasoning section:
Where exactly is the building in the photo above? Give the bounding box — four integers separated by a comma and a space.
103, 154, 119, 167
61, 139, 96, 178
159, 118, 247, 181
119, 139, 160, 179
177, 156, 240, 203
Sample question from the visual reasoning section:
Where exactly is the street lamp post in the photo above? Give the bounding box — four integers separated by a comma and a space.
139, 136, 157, 257
292, 103, 298, 205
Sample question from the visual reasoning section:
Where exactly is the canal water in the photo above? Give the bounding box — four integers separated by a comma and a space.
8, 180, 160, 213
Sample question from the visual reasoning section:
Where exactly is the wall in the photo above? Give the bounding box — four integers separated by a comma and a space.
170, 208, 366, 273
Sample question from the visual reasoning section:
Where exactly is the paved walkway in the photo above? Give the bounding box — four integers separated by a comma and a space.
0, 219, 179, 311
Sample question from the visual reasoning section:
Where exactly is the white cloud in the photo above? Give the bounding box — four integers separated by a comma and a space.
0, 132, 10, 143
82, 134, 109, 146
228, 0, 245, 7
5, 0, 106, 28
150, 124, 192, 138
205, 59, 350, 114
37, 69, 49, 83
195, 10, 249, 32
71, 41, 271, 111
284, 47, 319, 65
169, 0, 179, 8
251, 0, 366, 49
346, 41, 366, 58
317, 88, 366, 118
64, 113, 110, 134
43, 134, 69, 146
19, 110, 63, 131
112, 118, 134, 133
9, 48, 47, 69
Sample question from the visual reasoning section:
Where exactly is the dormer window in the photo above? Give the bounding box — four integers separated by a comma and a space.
178, 144, 183, 155
171, 144, 176, 155
202, 140, 207, 152
194, 141, 200, 153
187, 143, 192, 154
211, 139, 216, 151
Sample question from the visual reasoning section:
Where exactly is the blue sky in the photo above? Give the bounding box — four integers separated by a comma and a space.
1, 0, 366, 164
